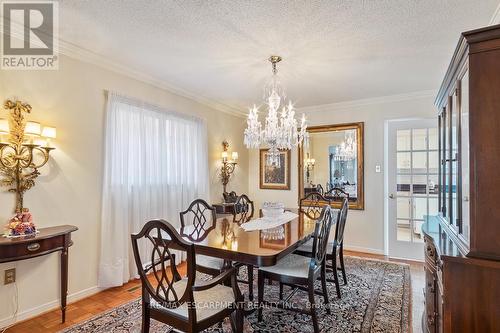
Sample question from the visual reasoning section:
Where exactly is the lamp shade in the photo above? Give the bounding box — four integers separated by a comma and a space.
42, 126, 57, 139
221, 151, 228, 159
25, 121, 41, 136
0, 118, 9, 134
231, 152, 238, 161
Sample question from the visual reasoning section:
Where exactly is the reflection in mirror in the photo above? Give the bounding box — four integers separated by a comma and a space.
304, 130, 357, 197
299, 123, 364, 210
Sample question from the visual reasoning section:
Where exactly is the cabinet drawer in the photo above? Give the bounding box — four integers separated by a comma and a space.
0, 236, 65, 262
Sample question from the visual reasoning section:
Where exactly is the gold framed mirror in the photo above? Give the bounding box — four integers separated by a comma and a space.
298, 122, 364, 210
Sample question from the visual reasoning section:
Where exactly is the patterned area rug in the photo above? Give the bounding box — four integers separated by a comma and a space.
60, 256, 410, 333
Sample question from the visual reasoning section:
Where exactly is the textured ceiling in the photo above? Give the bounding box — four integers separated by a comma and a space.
58, 0, 499, 112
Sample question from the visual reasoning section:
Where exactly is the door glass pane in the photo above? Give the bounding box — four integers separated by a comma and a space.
428, 151, 439, 174
397, 130, 411, 151
429, 128, 438, 150
412, 152, 427, 173
397, 175, 411, 196
413, 220, 424, 243
397, 152, 411, 173
397, 220, 411, 241
428, 174, 439, 195
397, 197, 410, 219
412, 129, 427, 150
413, 197, 427, 220
412, 175, 427, 194
429, 197, 438, 215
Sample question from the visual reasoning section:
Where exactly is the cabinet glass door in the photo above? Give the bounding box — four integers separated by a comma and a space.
444, 102, 451, 222
451, 92, 459, 229
460, 71, 470, 242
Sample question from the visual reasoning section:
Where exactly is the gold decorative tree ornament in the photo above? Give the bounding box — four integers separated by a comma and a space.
0, 100, 56, 212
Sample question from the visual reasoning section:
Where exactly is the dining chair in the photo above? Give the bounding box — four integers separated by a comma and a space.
324, 187, 349, 201
232, 194, 254, 225
257, 205, 335, 333
180, 199, 227, 277
295, 197, 349, 298
299, 191, 331, 220
131, 219, 243, 333
316, 183, 324, 195
231, 194, 255, 301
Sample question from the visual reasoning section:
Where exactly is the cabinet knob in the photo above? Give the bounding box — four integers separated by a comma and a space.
27, 243, 40, 252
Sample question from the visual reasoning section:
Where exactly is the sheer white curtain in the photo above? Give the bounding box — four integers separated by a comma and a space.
98, 92, 209, 288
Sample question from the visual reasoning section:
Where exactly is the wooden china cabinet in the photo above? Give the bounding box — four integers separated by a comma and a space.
422, 24, 500, 333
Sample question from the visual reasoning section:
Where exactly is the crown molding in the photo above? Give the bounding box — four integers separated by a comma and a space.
297, 89, 437, 114
490, 2, 500, 25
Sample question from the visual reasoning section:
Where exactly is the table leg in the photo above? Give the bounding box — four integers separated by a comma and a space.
61, 248, 68, 323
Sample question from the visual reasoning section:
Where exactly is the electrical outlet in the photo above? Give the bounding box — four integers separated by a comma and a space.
4, 268, 15, 284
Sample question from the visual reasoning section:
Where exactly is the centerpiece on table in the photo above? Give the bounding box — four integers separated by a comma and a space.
3, 209, 38, 238
261, 202, 285, 218
261, 202, 286, 240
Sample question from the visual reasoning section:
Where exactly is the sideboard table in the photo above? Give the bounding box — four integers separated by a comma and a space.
0, 225, 78, 323
213, 202, 235, 214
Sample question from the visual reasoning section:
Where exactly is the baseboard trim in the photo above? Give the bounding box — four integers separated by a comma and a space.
344, 245, 385, 255
388, 255, 424, 263
0, 285, 102, 329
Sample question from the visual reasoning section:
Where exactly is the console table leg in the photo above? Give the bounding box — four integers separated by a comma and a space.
61, 248, 68, 323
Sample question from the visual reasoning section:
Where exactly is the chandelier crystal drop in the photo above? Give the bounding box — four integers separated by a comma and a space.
244, 56, 308, 167
335, 131, 357, 162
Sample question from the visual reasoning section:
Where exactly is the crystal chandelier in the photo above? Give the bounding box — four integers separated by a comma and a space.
335, 131, 356, 162
244, 56, 307, 167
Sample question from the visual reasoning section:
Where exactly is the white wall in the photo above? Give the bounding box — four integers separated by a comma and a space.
0, 55, 248, 326
248, 93, 436, 254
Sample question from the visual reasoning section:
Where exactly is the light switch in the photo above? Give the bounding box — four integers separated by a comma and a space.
375, 165, 381, 173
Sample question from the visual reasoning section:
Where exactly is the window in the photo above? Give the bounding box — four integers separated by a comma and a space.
99, 92, 208, 287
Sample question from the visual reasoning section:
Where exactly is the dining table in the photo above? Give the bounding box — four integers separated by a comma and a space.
178, 209, 317, 268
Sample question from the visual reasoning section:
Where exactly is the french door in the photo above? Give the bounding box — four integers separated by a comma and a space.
387, 119, 438, 260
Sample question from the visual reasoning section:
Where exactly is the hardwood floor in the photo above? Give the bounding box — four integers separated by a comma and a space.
6, 251, 424, 333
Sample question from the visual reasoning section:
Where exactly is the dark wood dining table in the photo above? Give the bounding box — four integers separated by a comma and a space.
179, 210, 317, 268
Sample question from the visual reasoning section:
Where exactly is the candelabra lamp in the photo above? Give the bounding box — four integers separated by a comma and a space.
220, 140, 238, 194
0, 100, 57, 212
305, 153, 315, 184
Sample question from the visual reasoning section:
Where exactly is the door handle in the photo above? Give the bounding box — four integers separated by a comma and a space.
389, 194, 395, 199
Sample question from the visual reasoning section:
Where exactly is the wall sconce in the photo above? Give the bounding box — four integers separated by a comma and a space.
305, 153, 315, 184
220, 140, 238, 194
0, 100, 57, 212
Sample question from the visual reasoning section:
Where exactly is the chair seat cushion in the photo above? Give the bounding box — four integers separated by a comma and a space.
259, 253, 311, 279
196, 254, 225, 270
151, 278, 235, 322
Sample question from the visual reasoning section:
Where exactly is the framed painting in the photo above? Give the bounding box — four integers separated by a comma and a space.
259, 149, 291, 190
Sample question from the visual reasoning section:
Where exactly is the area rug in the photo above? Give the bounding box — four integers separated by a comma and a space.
60, 256, 410, 333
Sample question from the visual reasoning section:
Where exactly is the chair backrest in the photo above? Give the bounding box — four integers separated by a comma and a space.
325, 187, 349, 202
223, 191, 238, 203
233, 194, 254, 224
179, 199, 217, 242
333, 197, 349, 245
300, 192, 331, 220
316, 184, 324, 195
131, 219, 196, 310
310, 205, 335, 269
